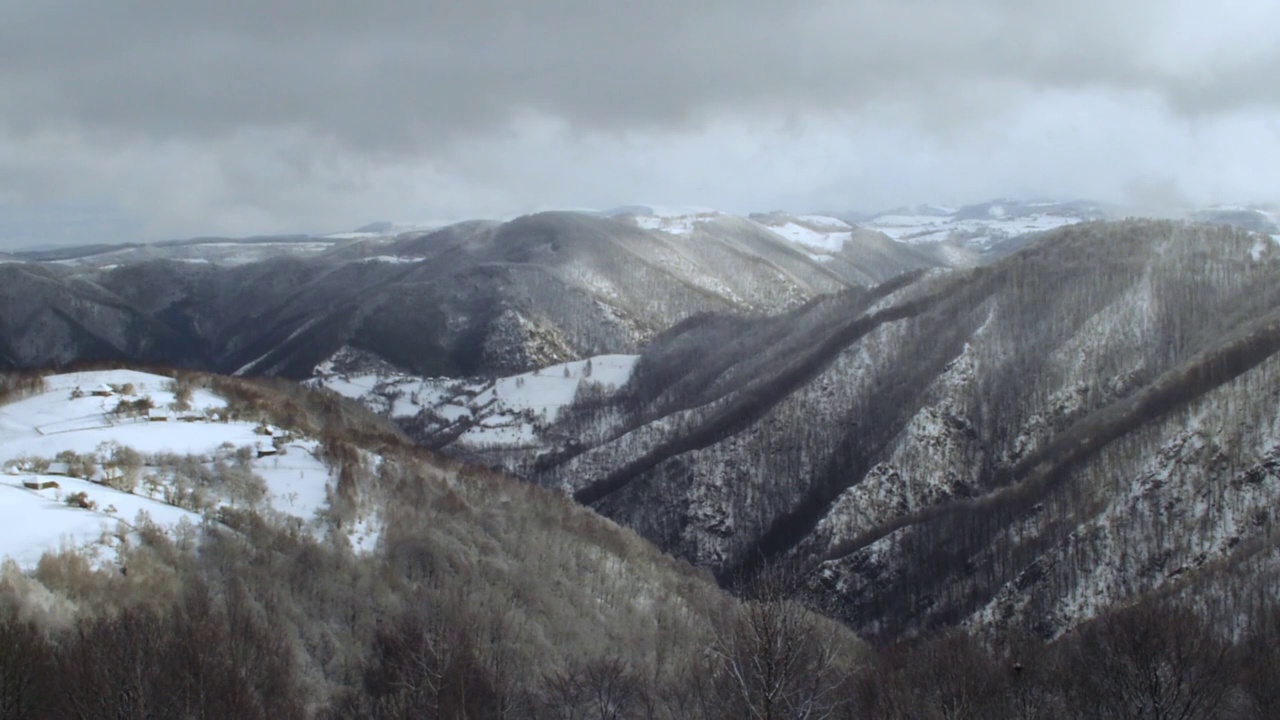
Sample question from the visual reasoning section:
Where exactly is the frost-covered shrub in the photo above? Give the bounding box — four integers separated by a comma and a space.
98, 442, 143, 493
112, 396, 155, 417
166, 379, 194, 412
54, 450, 97, 480
64, 492, 96, 511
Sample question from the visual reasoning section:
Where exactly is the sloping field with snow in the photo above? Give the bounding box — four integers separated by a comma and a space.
315, 353, 639, 450
0, 370, 341, 569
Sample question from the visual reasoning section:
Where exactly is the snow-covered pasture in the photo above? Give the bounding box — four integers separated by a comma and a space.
0, 370, 340, 569
316, 354, 639, 450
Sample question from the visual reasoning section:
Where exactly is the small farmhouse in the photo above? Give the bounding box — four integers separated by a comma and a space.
45, 462, 71, 477
148, 408, 170, 422
91, 384, 115, 397
23, 479, 59, 490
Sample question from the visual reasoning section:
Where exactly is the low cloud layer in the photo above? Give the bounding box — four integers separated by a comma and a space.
2, 1, 1279, 245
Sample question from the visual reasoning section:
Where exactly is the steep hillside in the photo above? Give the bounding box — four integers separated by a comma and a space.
0, 264, 200, 370
402, 220, 1280, 640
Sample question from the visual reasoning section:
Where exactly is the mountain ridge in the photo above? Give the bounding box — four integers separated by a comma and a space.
315, 218, 1280, 640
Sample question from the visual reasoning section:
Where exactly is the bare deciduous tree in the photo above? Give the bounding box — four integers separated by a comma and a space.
1060, 600, 1239, 720
704, 571, 848, 720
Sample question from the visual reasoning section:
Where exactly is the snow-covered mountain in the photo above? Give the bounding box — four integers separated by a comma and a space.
321, 219, 1280, 641
855, 199, 1108, 256
10, 202, 1280, 644
603, 200, 1104, 266
0, 210, 948, 377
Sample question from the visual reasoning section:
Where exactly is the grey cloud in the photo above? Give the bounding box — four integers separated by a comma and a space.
2, 0, 1276, 153
2, 1, 1279, 247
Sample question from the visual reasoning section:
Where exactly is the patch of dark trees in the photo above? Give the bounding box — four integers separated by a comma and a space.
2, 594, 1278, 719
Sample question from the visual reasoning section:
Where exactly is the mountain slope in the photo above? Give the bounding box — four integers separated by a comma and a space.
409, 219, 1280, 639
0, 367, 802, 714
1, 211, 948, 378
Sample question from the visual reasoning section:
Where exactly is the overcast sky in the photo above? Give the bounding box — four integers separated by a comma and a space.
2, 0, 1279, 247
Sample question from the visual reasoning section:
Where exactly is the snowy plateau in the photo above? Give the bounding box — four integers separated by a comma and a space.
0, 370, 371, 569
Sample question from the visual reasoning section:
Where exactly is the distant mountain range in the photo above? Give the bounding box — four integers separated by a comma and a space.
0, 208, 952, 377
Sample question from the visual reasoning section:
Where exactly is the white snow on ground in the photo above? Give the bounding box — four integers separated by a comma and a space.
461, 355, 637, 422
251, 439, 331, 518
632, 211, 721, 235
797, 215, 853, 229
315, 354, 639, 450
764, 222, 853, 253
196, 242, 334, 252
321, 374, 382, 400
0, 475, 203, 568
863, 212, 1083, 249
645, 205, 719, 217
0, 370, 352, 569
324, 232, 382, 240
356, 255, 425, 265
1250, 237, 1269, 261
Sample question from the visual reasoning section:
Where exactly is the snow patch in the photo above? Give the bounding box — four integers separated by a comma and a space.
314, 354, 640, 450
632, 210, 720, 235
764, 223, 852, 253
356, 255, 425, 265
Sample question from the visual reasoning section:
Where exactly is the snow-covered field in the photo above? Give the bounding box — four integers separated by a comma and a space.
356, 255, 425, 265
0, 370, 342, 569
632, 212, 721, 235
765, 221, 853, 253
315, 354, 639, 449
736, 214, 856, 258
863, 210, 1083, 249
